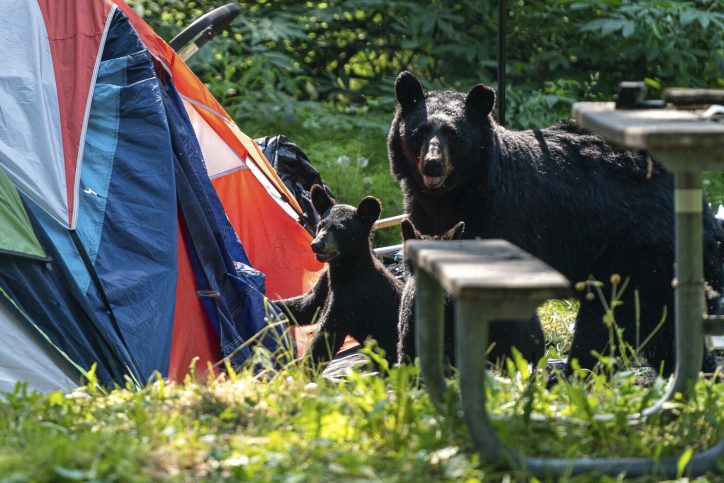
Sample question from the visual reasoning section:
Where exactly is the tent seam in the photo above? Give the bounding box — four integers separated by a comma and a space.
71, 4, 117, 230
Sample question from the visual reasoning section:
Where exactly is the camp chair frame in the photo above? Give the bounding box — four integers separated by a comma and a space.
169, 4, 240, 62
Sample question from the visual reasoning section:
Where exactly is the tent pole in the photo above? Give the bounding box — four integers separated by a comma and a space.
69, 230, 144, 381
497, 0, 506, 126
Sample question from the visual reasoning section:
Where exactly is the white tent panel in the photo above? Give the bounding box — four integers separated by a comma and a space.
181, 99, 299, 220
0, 0, 69, 228
0, 302, 78, 394
182, 98, 247, 179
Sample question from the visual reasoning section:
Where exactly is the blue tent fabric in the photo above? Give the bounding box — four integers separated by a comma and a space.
166, 103, 265, 292
31, 11, 178, 381
22, 200, 140, 384
159, 73, 290, 365
84, 17, 177, 379
0, 7, 291, 386
0, 212, 132, 384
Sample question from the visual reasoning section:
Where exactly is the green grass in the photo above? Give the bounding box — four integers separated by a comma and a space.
538, 299, 578, 359
3, 110, 723, 481
1, 308, 722, 482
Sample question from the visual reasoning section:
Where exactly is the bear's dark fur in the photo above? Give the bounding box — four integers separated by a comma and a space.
397, 219, 546, 367
387, 71, 723, 375
278, 185, 403, 364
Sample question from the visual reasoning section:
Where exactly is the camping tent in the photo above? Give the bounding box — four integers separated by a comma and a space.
0, 0, 324, 392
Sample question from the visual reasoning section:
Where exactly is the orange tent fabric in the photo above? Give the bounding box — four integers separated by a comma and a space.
113, 1, 323, 299
168, 215, 221, 381
213, 169, 322, 299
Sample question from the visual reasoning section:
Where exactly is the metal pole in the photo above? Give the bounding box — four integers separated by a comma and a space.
497, 0, 506, 126
671, 170, 705, 396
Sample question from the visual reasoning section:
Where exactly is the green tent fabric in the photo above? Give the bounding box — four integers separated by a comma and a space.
0, 168, 46, 260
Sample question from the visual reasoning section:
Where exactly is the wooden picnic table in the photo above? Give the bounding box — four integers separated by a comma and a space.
411, 102, 724, 477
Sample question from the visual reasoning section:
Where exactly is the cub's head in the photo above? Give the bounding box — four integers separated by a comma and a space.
400, 218, 466, 242
310, 185, 382, 263
388, 71, 496, 194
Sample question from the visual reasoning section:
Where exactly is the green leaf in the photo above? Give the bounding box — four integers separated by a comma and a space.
680, 10, 697, 26
53, 466, 92, 481
676, 447, 693, 478
644, 77, 661, 90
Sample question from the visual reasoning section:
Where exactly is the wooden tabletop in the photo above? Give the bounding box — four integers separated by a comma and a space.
405, 239, 570, 300
572, 102, 724, 166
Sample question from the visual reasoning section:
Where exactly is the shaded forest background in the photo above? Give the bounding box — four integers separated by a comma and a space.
131, 0, 723, 129
129, 0, 724, 219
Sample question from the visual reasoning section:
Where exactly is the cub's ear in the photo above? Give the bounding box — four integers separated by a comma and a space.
465, 83, 495, 119
357, 196, 382, 225
395, 71, 425, 110
311, 184, 334, 216
444, 221, 466, 240
400, 219, 421, 241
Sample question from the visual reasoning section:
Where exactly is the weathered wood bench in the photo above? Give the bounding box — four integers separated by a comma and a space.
407, 238, 724, 477
406, 239, 569, 406
407, 100, 724, 478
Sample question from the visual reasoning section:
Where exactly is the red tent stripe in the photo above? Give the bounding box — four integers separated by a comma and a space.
169, 214, 221, 382
36, 0, 114, 227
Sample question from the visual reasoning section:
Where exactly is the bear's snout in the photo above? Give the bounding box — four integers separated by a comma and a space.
311, 231, 340, 262
419, 135, 450, 187
422, 157, 444, 177
310, 239, 324, 253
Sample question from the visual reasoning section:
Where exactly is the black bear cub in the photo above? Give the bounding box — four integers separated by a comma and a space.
278, 185, 403, 364
388, 71, 723, 375
397, 219, 546, 367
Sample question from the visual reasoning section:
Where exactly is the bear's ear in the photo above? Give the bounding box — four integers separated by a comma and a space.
465, 84, 495, 119
311, 184, 334, 216
400, 219, 421, 241
357, 196, 382, 225
395, 71, 425, 110
444, 221, 466, 240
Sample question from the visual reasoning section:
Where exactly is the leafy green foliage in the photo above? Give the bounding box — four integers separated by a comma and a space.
127, 0, 724, 215
2, 4, 722, 481
129, 0, 723, 131
1, 340, 721, 481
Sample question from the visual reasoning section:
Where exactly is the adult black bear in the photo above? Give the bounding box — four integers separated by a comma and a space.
387, 71, 723, 375
278, 185, 403, 364
397, 218, 546, 367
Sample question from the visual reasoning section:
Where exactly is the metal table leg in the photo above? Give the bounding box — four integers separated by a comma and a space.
670, 171, 705, 393
633, 170, 706, 419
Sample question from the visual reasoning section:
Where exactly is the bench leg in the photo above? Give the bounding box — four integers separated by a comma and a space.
415, 269, 447, 408
670, 171, 705, 394
454, 297, 724, 478
520, 441, 724, 478
455, 298, 506, 462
